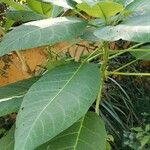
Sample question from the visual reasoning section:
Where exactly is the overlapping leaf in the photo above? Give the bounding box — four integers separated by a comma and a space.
0, 17, 87, 56
6, 10, 48, 23
15, 62, 100, 150
94, 14, 150, 42
27, 0, 53, 16
126, 0, 150, 14
0, 77, 39, 117
37, 112, 106, 150
41, 0, 76, 9
77, 2, 124, 19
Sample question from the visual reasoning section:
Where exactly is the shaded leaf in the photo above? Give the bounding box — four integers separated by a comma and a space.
15, 62, 100, 150
0, 17, 87, 56
0, 126, 15, 150
0, 77, 39, 117
37, 112, 106, 150
130, 49, 150, 61
6, 10, 48, 23
81, 27, 100, 42
0, 97, 22, 117
0, 77, 39, 99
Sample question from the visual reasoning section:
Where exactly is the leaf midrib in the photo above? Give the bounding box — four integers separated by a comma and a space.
73, 117, 84, 150
19, 63, 84, 150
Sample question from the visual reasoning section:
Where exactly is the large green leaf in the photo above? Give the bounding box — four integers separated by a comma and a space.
15, 62, 100, 150
37, 112, 106, 150
0, 126, 15, 150
77, 2, 124, 19
0, 77, 39, 117
0, 112, 106, 150
94, 14, 150, 42
126, 0, 150, 14
6, 10, 48, 23
0, 17, 87, 57
27, 0, 53, 16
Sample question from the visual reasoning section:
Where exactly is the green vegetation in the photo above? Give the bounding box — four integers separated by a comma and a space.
0, 0, 149, 150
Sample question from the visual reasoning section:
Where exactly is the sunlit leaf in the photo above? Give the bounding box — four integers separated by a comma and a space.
27, 0, 53, 16
77, 2, 124, 19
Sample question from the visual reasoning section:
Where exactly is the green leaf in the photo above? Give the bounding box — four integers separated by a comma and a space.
0, 77, 39, 99
145, 124, 150, 132
140, 136, 150, 147
115, 0, 134, 6
105, 141, 111, 150
132, 127, 143, 132
130, 45, 150, 61
0, 97, 22, 117
51, 5, 63, 17
0, 17, 87, 56
0, 126, 15, 150
15, 62, 100, 150
41, 0, 77, 9
94, 14, 150, 42
115, 0, 134, 7
0, 0, 26, 10
3, 19, 15, 31
6, 10, 48, 23
27, 0, 53, 16
37, 112, 106, 150
126, 0, 150, 14
130, 50, 150, 61
81, 27, 100, 42
77, 2, 124, 19
0, 77, 39, 117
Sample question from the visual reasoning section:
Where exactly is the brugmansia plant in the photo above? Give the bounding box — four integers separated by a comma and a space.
0, 0, 150, 150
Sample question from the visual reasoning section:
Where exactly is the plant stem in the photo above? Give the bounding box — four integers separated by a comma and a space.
87, 52, 103, 62
109, 42, 145, 60
95, 43, 109, 115
108, 71, 150, 76
108, 48, 150, 54
114, 59, 137, 72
